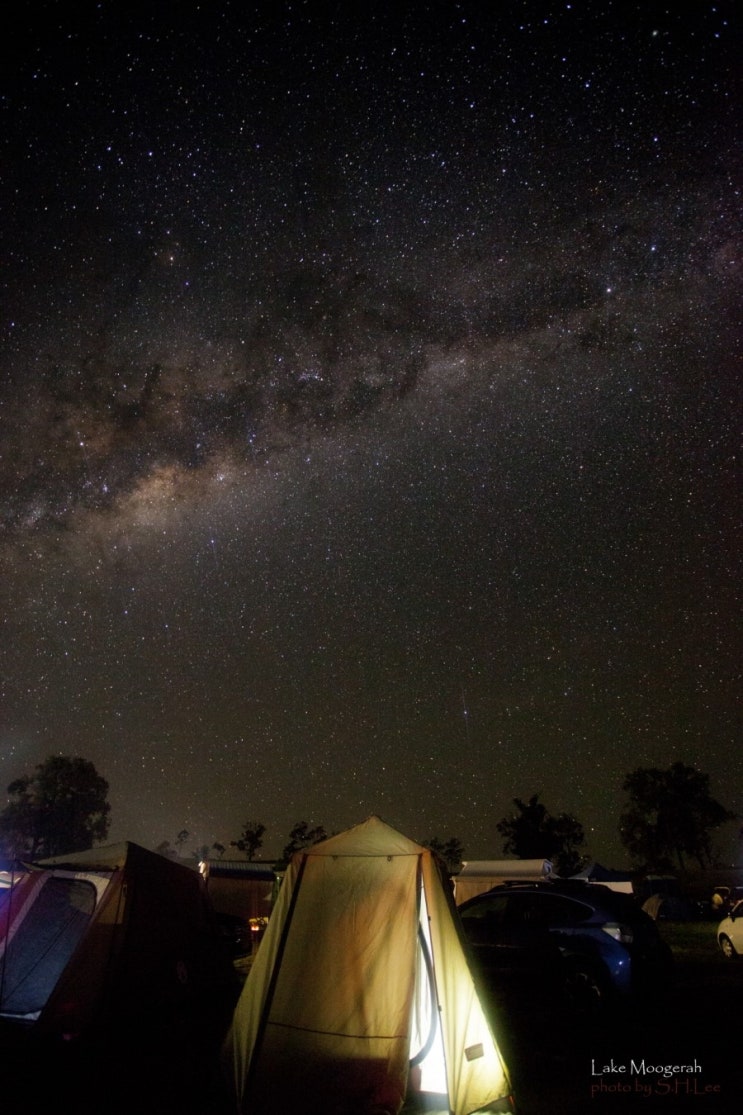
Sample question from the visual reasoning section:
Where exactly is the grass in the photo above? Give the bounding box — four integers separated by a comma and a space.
656, 915, 743, 1002
658, 916, 723, 962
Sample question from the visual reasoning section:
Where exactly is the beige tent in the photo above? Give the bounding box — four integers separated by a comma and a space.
225, 816, 513, 1115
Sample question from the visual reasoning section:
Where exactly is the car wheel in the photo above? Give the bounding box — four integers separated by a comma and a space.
719, 934, 738, 960
562, 959, 606, 1016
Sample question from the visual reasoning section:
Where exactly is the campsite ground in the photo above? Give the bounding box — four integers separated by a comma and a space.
491, 918, 743, 1115
2, 918, 740, 1115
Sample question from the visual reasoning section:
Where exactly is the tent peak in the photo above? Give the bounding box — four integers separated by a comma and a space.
300, 815, 426, 858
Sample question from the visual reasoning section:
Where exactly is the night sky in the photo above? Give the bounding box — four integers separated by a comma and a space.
1, 1, 740, 865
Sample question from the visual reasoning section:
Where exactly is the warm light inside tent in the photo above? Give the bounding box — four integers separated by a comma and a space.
410, 881, 448, 1096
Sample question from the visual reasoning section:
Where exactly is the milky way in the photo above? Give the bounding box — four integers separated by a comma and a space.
0, 2, 740, 862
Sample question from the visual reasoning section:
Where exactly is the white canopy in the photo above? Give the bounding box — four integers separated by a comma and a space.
453, 859, 553, 905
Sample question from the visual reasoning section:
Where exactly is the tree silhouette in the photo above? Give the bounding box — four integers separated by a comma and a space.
154, 840, 177, 860
496, 793, 587, 876
0, 755, 110, 859
424, 835, 465, 873
619, 762, 735, 871
231, 820, 266, 861
280, 820, 327, 866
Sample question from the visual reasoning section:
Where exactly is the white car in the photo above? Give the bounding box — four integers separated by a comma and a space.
717, 899, 743, 959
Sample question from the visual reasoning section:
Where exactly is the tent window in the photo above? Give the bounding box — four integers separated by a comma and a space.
0, 887, 12, 920
0, 877, 96, 1020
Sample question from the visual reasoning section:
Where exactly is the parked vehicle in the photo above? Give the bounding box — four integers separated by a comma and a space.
457, 880, 674, 1014
717, 899, 743, 959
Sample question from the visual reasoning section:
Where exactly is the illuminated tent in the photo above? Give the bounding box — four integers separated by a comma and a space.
225, 815, 514, 1115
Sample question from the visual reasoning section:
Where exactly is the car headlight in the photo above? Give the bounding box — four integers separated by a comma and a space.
601, 922, 634, 945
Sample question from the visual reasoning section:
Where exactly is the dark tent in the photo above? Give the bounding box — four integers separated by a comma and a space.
0, 843, 238, 1114
569, 862, 635, 893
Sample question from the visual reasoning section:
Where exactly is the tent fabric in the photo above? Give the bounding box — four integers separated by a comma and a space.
571, 861, 632, 882
0, 842, 235, 1040
569, 862, 635, 894
0, 875, 97, 1018
225, 815, 512, 1115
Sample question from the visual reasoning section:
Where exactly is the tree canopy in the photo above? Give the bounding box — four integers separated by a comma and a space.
619, 762, 735, 872
424, 835, 465, 873
231, 819, 266, 861
496, 793, 587, 876
0, 755, 110, 859
279, 820, 327, 866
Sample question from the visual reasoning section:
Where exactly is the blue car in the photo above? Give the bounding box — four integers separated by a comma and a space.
457, 879, 673, 1015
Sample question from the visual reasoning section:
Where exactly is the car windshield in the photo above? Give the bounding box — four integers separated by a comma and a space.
461, 888, 596, 928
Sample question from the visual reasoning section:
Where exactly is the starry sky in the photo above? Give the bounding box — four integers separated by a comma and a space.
1, 1, 740, 865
